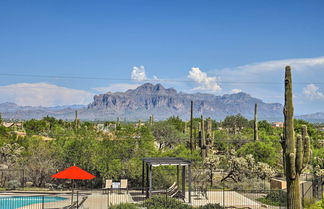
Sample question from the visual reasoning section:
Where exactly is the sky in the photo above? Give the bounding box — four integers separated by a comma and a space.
0, 0, 324, 114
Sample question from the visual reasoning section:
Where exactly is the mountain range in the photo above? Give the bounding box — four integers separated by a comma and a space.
0, 83, 323, 122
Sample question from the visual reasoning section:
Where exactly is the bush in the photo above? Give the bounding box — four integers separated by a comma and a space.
109, 203, 140, 209
257, 190, 286, 206
25, 181, 33, 187
198, 203, 224, 209
303, 198, 317, 208
305, 194, 324, 209
143, 195, 193, 209
7, 180, 21, 190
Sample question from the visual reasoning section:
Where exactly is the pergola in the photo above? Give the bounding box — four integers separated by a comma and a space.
142, 157, 192, 203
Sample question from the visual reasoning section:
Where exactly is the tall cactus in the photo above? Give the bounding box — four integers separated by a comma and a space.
116, 117, 120, 129
282, 66, 311, 209
190, 101, 193, 152
74, 110, 79, 129
149, 114, 154, 126
200, 115, 207, 158
207, 118, 212, 140
254, 103, 259, 141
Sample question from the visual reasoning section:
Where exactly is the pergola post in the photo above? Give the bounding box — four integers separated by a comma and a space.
177, 165, 180, 186
142, 160, 145, 194
146, 163, 149, 198
182, 166, 186, 198
188, 165, 192, 203
149, 165, 153, 198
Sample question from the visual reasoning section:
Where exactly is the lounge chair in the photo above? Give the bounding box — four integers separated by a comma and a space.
75, 196, 88, 209
62, 201, 77, 209
166, 182, 177, 194
167, 184, 185, 201
120, 179, 128, 194
103, 179, 112, 194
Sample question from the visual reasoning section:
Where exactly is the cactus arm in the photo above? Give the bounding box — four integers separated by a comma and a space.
303, 136, 311, 168
296, 135, 303, 172
289, 153, 296, 179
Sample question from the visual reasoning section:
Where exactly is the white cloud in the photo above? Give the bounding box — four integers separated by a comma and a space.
219, 56, 324, 75
93, 83, 140, 93
303, 84, 324, 100
188, 67, 222, 92
0, 83, 93, 107
231, 89, 242, 93
131, 65, 147, 81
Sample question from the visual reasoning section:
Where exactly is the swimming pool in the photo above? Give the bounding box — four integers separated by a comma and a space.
0, 196, 67, 209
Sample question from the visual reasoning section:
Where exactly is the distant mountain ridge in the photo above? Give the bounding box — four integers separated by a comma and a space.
86, 83, 283, 121
2, 83, 320, 122
296, 112, 324, 123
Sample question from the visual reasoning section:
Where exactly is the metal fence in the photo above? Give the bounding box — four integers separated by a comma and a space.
0, 192, 88, 209
1, 189, 287, 209
1, 187, 323, 209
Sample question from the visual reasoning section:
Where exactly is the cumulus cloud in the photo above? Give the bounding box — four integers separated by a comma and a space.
303, 84, 324, 100
231, 89, 242, 93
93, 83, 140, 93
0, 83, 93, 107
131, 65, 147, 81
188, 67, 221, 92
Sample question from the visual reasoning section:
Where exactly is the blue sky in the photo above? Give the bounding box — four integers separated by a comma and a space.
0, 0, 324, 114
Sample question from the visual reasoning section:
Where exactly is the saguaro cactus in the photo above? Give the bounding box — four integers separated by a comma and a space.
116, 117, 120, 128
282, 66, 311, 209
149, 114, 154, 126
254, 103, 259, 141
190, 101, 193, 152
74, 110, 79, 129
200, 115, 207, 158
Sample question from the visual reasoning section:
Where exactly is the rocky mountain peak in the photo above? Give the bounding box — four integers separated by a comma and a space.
126, 83, 177, 96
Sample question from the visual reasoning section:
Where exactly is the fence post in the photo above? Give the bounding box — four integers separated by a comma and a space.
302, 183, 304, 207
77, 191, 79, 209
222, 186, 225, 207
42, 195, 44, 209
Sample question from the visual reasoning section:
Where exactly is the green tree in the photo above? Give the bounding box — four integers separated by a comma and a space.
152, 121, 187, 150
222, 114, 249, 134
237, 141, 277, 166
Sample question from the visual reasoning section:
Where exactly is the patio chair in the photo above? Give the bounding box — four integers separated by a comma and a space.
167, 185, 185, 201
62, 201, 77, 209
120, 179, 128, 194
75, 196, 88, 209
103, 179, 112, 194
166, 182, 177, 194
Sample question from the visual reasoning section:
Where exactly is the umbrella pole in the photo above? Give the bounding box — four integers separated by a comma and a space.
71, 179, 74, 204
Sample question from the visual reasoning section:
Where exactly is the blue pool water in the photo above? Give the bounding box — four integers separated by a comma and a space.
0, 196, 67, 209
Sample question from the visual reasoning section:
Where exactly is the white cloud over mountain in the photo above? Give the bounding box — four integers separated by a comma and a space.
0, 83, 93, 107
131, 65, 147, 81
303, 84, 324, 100
188, 67, 221, 92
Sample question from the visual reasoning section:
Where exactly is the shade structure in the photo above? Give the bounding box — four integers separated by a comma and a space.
52, 166, 95, 180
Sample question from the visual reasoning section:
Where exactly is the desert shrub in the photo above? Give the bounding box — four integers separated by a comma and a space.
257, 190, 286, 206
109, 203, 139, 209
25, 181, 33, 187
7, 180, 21, 190
303, 198, 317, 208
198, 203, 224, 209
305, 194, 324, 209
143, 195, 193, 209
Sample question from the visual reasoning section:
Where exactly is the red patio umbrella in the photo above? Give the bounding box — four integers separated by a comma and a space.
52, 166, 96, 180
52, 166, 95, 204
